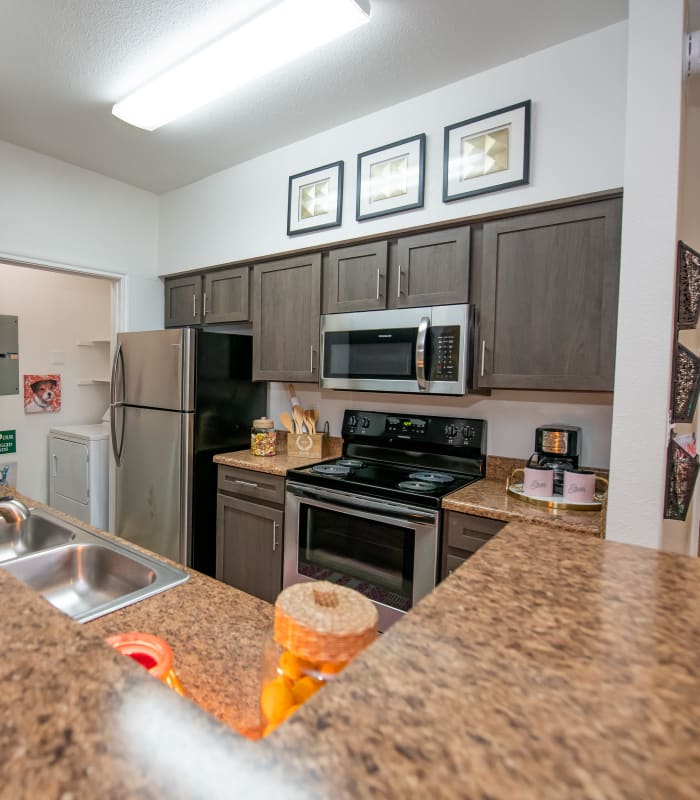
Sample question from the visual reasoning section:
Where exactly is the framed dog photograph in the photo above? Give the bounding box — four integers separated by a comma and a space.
24, 374, 61, 414
287, 160, 343, 236
443, 100, 531, 202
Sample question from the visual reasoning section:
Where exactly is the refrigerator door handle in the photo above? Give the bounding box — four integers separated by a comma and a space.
110, 342, 126, 466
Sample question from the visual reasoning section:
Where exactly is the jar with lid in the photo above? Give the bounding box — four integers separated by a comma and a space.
251, 417, 277, 457
259, 581, 378, 737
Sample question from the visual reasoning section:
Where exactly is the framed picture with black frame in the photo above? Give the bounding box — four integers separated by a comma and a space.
287, 160, 343, 236
443, 100, 531, 202
356, 133, 426, 221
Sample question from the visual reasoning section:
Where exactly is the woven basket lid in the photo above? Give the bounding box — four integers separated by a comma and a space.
274, 581, 378, 663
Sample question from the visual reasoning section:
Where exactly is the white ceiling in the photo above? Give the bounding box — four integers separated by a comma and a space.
0, 1, 628, 194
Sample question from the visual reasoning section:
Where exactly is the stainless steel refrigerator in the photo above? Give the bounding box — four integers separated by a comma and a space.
110, 328, 266, 575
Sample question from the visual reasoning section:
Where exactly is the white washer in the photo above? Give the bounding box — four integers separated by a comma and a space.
48, 423, 109, 529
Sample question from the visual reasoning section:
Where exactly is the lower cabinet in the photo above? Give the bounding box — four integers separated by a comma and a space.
441, 511, 505, 580
216, 465, 285, 603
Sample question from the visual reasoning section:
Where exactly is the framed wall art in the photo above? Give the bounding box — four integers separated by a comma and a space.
24, 373, 61, 414
443, 100, 531, 202
287, 161, 343, 236
356, 133, 426, 221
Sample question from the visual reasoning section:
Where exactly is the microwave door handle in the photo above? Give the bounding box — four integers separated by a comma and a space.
416, 316, 429, 390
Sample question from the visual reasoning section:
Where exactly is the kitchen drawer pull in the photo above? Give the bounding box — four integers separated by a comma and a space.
233, 478, 259, 488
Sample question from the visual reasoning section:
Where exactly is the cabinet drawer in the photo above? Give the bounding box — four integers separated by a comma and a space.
445, 554, 467, 576
217, 465, 285, 505
445, 512, 505, 552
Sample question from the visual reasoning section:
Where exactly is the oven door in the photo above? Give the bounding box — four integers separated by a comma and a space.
284, 482, 439, 631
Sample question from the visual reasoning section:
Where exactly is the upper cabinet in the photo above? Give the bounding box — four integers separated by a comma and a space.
394, 227, 470, 309
322, 241, 389, 313
164, 275, 203, 327
321, 227, 470, 314
164, 266, 251, 327
476, 198, 622, 391
253, 253, 322, 382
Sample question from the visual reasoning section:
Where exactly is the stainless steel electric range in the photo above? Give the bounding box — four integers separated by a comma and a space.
284, 410, 487, 631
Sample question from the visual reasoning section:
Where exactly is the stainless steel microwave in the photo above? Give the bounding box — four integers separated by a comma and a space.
320, 304, 473, 395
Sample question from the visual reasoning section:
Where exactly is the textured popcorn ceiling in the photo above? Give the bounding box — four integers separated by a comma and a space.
0, 0, 627, 193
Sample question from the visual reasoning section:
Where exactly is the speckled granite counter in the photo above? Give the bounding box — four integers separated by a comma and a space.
442, 477, 602, 536
4, 499, 700, 797
213, 436, 342, 475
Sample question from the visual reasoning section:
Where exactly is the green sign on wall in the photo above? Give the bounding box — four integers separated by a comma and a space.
0, 430, 16, 455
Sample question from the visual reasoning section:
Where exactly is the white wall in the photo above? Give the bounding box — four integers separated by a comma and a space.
0, 139, 160, 331
159, 23, 627, 466
606, 0, 685, 548
159, 22, 627, 270
0, 264, 112, 501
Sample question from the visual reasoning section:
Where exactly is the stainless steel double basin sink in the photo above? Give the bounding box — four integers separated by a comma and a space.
0, 508, 189, 622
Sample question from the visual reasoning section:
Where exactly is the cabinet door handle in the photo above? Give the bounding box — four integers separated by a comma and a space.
203, 292, 208, 319
480, 339, 486, 377
396, 266, 403, 298
234, 478, 259, 489
310, 345, 315, 372
192, 294, 197, 319
52, 453, 58, 478
376, 268, 382, 300
272, 520, 279, 551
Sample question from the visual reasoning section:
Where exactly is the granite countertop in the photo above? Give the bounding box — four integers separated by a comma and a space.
213, 436, 342, 476
3, 505, 700, 798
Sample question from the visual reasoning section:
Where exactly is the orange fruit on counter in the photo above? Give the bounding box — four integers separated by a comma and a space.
291, 675, 322, 705
260, 675, 295, 724
278, 649, 316, 681
319, 660, 347, 675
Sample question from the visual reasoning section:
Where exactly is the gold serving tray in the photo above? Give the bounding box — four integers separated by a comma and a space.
506, 468, 608, 512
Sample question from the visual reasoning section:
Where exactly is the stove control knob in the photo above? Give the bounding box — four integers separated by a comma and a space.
444, 424, 457, 439
462, 426, 473, 440
347, 415, 358, 428
360, 416, 370, 429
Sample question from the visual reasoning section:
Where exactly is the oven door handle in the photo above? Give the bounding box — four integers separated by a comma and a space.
415, 316, 429, 390
286, 483, 438, 524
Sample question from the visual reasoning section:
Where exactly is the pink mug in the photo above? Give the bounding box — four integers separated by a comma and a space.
523, 466, 554, 498
563, 469, 596, 503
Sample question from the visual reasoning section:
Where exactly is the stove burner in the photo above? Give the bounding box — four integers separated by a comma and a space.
311, 464, 352, 476
398, 480, 438, 492
409, 471, 454, 484
336, 459, 364, 469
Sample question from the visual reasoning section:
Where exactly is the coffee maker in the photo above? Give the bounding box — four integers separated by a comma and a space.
527, 425, 581, 495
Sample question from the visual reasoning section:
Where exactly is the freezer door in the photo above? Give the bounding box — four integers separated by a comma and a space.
116, 328, 195, 411
114, 406, 193, 564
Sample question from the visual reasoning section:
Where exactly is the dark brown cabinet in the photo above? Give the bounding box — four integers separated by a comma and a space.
321, 227, 469, 314
253, 253, 321, 382
164, 267, 251, 327
441, 511, 505, 580
203, 266, 250, 324
164, 275, 203, 327
322, 241, 389, 313
216, 465, 285, 603
394, 227, 470, 308
477, 198, 622, 390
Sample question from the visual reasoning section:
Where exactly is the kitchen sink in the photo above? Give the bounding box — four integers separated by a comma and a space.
0, 508, 189, 622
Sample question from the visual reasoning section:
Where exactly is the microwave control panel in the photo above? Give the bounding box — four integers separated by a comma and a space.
429, 326, 460, 381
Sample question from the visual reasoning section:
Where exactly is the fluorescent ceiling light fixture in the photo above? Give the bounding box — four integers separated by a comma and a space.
112, 0, 371, 131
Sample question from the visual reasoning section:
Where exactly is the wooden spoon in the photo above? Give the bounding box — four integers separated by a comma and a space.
292, 405, 306, 434
279, 411, 294, 433
303, 412, 316, 435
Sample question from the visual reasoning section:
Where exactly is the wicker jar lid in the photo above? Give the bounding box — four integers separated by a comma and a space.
274, 581, 378, 664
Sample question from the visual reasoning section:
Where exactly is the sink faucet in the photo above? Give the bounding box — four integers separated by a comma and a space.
0, 497, 30, 523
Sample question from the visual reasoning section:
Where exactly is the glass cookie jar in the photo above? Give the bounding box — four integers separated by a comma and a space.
251, 417, 277, 457
259, 581, 378, 737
